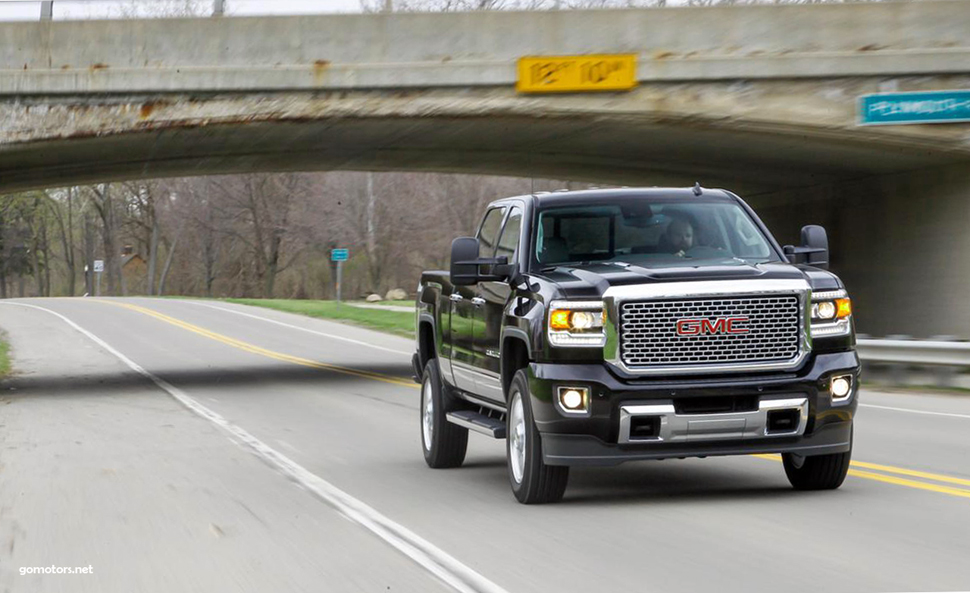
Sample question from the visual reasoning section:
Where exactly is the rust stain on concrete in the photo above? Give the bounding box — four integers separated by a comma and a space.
312, 60, 331, 85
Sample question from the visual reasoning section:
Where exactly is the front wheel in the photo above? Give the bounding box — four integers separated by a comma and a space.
507, 370, 569, 504
782, 437, 852, 490
420, 360, 468, 469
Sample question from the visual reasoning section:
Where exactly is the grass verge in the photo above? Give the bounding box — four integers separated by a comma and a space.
223, 298, 415, 339
0, 332, 10, 379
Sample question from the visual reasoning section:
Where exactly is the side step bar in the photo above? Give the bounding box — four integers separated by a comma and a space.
446, 410, 507, 439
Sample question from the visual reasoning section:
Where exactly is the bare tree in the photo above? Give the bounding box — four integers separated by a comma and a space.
88, 184, 126, 296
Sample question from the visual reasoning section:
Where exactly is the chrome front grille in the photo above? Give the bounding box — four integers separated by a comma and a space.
619, 295, 801, 369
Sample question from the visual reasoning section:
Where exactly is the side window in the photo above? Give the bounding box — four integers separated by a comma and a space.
477, 207, 506, 256
494, 208, 522, 261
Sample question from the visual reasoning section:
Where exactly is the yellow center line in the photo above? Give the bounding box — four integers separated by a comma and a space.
752, 454, 970, 499
846, 470, 970, 500
850, 460, 970, 488
93, 300, 419, 390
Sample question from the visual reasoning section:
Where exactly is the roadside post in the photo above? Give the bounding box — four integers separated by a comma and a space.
93, 259, 104, 296
330, 248, 349, 303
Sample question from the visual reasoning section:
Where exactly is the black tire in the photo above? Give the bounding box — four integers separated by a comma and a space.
782, 438, 852, 491
420, 360, 468, 469
506, 370, 569, 504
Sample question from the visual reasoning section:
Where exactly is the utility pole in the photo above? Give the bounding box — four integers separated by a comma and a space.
212, 0, 225, 16
40, 1, 53, 20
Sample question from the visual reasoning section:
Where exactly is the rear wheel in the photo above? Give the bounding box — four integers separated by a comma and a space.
782, 435, 852, 490
507, 370, 569, 504
420, 360, 468, 469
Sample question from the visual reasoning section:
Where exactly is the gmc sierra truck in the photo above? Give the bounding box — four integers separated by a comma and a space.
414, 187, 859, 504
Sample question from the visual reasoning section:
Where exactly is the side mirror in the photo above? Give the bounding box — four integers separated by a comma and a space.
450, 237, 513, 286
783, 225, 829, 270
451, 237, 481, 286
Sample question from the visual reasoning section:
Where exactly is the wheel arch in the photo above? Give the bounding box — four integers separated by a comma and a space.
418, 315, 436, 369
501, 328, 532, 402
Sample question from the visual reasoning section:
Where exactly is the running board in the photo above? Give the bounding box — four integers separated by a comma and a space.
446, 411, 507, 439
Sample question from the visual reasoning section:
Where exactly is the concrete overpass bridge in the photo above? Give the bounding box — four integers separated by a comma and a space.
1, 1, 970, 336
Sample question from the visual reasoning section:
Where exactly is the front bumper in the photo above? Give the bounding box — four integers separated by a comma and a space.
528, 350, 859, 467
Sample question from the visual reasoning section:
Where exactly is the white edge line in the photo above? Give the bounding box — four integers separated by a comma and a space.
176, 300, 414, 357
859, 403, 970, 420
2, 302, 508, 593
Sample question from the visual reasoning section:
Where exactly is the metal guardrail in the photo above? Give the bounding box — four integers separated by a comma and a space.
857, 338, 970, 366
36, 0, 224, 20
857, 337, 970, 388
5, 0, 307, 21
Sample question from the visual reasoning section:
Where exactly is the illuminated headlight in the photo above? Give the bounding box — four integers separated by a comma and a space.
811, 291, 852, 338
814, 301, 837, 320
557, 386, 590, 414
548, 301, 607, 347
830, 375, 852, 401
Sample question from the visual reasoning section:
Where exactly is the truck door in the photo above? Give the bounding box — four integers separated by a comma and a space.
475, 206, 522, 404
450, 206, 505, 394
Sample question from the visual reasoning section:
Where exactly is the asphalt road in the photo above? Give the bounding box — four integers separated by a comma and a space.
1, 297, 968, 593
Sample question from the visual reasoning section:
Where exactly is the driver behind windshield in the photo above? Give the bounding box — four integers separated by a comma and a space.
660, 216, 694, 257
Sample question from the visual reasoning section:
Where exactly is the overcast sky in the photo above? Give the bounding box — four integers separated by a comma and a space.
0, 0, 365, 20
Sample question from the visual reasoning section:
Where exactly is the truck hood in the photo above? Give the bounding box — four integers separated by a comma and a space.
538, 261, 843, 300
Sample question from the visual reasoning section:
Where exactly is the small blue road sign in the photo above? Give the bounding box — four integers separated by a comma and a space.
859, 90, 970, 126
331, 248, 349, 262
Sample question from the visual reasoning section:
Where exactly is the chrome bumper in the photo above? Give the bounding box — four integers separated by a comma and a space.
618, 397, 809, 444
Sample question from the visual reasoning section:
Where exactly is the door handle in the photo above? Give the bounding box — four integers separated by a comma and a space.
449, 293, 464, 302
470, 297, 486, 308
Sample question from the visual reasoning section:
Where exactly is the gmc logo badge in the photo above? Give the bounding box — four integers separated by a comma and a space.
676, 317, 750, 336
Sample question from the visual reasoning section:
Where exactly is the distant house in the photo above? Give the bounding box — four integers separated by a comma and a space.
121, 252, 149, 295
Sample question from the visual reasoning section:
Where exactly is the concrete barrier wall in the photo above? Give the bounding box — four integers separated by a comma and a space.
1, 1, 969, 93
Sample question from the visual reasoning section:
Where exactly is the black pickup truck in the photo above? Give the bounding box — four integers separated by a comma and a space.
414, 187, 859, 504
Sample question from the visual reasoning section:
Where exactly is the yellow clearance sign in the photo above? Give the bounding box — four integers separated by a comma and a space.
516, 54, 637, 94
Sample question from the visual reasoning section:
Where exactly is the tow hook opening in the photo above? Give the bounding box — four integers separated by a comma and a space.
766, 409, 800, 434
629, 415, 661, 440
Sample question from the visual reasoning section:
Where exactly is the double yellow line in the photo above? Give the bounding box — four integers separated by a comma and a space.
96, 300, 419, 389
753, 454, 970, 500
99, 300, 970, 501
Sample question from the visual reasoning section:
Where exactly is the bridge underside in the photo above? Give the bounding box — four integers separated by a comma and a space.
3, 113, 966, 196
3, 80, 969, 196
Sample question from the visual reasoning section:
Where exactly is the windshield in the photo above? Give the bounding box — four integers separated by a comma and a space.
534, 198, 779, 268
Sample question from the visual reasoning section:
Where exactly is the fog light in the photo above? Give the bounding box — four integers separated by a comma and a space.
831, 375, 852, 400
557, 386, 589, 413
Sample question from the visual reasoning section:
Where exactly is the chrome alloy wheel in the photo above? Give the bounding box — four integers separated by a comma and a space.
509, 391, 526, 484
422, 377, 434, 452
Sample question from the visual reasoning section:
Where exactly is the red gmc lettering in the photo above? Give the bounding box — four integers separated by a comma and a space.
676, 317, 749, 335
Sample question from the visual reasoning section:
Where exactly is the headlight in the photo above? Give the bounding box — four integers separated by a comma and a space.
548, 300, 606, 347
811, 290, 852, 337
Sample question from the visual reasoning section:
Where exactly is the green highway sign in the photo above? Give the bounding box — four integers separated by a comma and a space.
331, 248, 349, 262
859, 90, 970, 126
